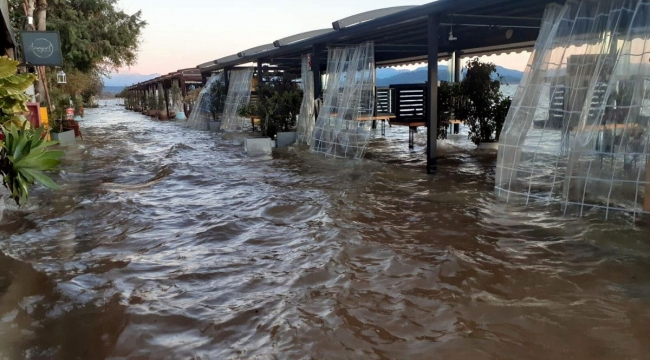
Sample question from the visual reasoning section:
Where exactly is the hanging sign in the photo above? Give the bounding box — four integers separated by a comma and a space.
20, 31, 63, 66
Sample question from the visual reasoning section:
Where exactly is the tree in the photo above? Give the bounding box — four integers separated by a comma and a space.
456, 58, 511, 145
208, 79, 226, 120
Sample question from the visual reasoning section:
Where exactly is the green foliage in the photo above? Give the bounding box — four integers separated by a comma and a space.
147, 94, 157, 112
456, 58, 512, 145
0, 57, 38, 125
0, 120, 63, 206
437, 81, 460, 140
157, 92, 165, 111
43, 0, 147, 74
239, 74, 303, 138
209, 80, 227, 120
170, 82, 182, 110
184, 87, 201, 107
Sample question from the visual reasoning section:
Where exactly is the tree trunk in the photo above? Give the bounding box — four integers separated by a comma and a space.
35, 0, 47, 31
24, 0, 35, 30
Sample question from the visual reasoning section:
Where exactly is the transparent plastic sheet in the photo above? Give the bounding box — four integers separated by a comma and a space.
186, 73, 222, 130
310, 41, 376, 159
297, 54, 315, 144
171, 79, 184, 115
221, 68, 255, 131
496, 0, 650, 220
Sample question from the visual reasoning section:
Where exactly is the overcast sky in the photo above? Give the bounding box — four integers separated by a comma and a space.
117, 0, 531, 75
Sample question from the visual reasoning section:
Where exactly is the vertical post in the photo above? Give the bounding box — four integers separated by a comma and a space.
427, 14, 440, 174
454, 51, 462, 83
179, 75, 188, 116
163, 81, 170, 119
201, 72, 208, 87
257, 60, 264, 85
643, 156, 650, 211
224, 67, 231, 92
312, 45, 323, 100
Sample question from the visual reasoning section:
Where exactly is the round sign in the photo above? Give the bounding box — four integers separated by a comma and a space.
28, 38, 55, 59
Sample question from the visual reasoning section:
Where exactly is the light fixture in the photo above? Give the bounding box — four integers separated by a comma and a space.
449, 16, 457, 41
505, 29, 514, 40
56, 70, 67, 84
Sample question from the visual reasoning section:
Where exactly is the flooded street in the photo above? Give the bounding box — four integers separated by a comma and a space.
1, 103, 649, 359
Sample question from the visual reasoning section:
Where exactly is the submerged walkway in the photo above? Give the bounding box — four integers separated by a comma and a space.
0, 103, 649, 359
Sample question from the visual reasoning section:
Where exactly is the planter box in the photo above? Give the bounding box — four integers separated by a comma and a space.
477, 142, 499, 150
245, 138, 273, 156
209, 121, 221, 131
276, 132, 297, 148
175, 111, 187, 120
51, 130, 76, 146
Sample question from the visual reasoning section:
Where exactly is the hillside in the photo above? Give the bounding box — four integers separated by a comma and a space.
376, 65, 523, 86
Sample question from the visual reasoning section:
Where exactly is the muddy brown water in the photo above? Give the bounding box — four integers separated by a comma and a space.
0, 103, 649, 359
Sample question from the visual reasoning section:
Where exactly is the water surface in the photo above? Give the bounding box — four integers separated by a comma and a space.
0, 102, 648, 359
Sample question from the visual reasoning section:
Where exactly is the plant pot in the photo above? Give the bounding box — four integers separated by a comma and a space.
175, 111, 187, 121
208, 121, 221, 131
477, 141, 499, 150
51, 130, 76, 146
158, 111, 168, 120
148, 110, 157, 117
63, 120, 82, 138
245, 138, 273, 156
276, 132, 297, 148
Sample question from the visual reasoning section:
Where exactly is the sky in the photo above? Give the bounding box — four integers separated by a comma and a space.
116, 0, 531, 76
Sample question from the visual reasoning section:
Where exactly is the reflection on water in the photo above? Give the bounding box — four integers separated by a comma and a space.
0, 101, 649, 359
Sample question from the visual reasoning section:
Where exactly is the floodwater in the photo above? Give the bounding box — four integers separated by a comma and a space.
0, 101, 649, 360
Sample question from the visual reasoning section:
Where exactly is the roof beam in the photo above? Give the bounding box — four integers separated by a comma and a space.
332, 6, 417, 30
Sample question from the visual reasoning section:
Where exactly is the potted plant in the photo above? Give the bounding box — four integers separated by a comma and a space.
140, 93, 148, 114
238, 74, 303, 147
48, 90, 77, 146
157, 92, 167, 120
208, 79, 227, 130
147, 95, 157, 117
456, 58, 511, 147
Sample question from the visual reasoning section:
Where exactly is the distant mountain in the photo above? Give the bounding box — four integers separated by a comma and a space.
104, 86, 125, 93
376, 65, 523, 86
376, 68, 410, 79
102, 73, 160, 87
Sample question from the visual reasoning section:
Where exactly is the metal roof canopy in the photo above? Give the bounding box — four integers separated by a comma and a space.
201, 0, 565, 75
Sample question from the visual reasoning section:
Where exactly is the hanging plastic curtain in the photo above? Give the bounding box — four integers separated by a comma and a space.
171, 79, 186, 120
310, 41, 375, 159
221, 68, 255, 131
496, 0, 650, 220
297, 54, 316, 144
186, 73, 222, 130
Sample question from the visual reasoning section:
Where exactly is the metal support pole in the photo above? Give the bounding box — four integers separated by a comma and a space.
643, 156, 650, 211
224, 67, 231, 92
163, 81, 170, 119
454, 51, 462, 83
179, 75, 188, 116
312, 45, 323, 100
257, 60, 264, 85
409, 126, 416, 149
427, 14, 440, 174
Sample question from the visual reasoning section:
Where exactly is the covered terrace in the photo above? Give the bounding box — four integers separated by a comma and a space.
197, 0, 565, 172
